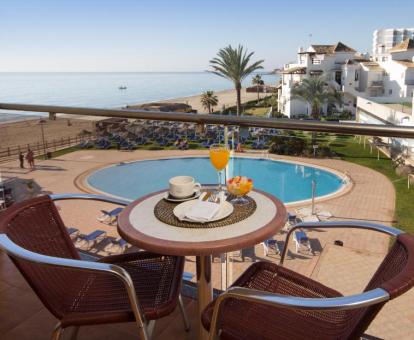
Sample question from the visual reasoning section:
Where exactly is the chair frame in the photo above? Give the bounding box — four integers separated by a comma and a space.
0, 193, 190, 340
207, 221, 403, 340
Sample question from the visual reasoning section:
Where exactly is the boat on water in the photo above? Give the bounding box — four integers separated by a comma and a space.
118, 86, 127, 90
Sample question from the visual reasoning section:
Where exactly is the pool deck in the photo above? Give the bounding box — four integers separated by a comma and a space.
1, 149, 413, 339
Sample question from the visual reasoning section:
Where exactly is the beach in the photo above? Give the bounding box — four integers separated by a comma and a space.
155, 87, 264, 113
0, 88, 267, 151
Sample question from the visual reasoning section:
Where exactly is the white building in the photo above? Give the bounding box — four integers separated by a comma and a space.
278, 38, 414, 118
357, 39, 414, 99
373, 28, 414, 62
278, 42, 363, 117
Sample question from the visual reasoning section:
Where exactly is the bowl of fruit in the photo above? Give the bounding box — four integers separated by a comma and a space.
227, 176, 253, 205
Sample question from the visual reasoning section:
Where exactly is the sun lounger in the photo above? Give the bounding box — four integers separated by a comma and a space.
293, 230, 312, 254
97, 207, 124, 225
75, 229, 107, 250
262, 239, 280, 256
183, 271, 195, 282
317, 210, 333, 220
66, 227, 79, 241
104, 237, 130, 254
302, 215, 320, 223
295, 206, 313, 217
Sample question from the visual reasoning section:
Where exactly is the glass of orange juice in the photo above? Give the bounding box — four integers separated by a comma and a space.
209, 144, 230, 193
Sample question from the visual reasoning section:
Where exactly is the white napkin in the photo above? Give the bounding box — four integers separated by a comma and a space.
183, 201, 221, 223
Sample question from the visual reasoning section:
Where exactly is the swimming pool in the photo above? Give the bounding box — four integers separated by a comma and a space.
86, 157, 345, 204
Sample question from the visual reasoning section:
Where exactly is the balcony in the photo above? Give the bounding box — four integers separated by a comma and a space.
369, 80, 384, 87
1, 103, 414, 339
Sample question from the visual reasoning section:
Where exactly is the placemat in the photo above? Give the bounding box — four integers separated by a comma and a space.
154, 194, 256, 229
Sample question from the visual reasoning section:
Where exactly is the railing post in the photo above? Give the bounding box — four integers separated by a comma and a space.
311, 180, 316, 215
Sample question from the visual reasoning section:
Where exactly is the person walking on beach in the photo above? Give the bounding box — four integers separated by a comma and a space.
18, 152, 24, 168
26, 149, 35, 170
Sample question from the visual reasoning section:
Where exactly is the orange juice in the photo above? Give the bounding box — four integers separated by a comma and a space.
209, 148, 230, 171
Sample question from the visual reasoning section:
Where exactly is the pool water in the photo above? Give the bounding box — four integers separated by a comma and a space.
87, 157, 344, 204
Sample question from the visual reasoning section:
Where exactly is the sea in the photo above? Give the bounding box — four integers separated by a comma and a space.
0, 72, 279, 122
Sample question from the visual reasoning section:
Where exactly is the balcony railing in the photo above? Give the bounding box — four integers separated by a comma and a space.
369, 80, 384, 87
1, 102, 414, 138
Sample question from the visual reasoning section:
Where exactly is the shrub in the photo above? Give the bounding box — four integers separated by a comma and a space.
269, 135, 307, 156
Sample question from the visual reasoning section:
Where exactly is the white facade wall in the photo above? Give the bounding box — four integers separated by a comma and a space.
380, 60, 414, 98
280, 49, 357, 117
357, 97, 413, 125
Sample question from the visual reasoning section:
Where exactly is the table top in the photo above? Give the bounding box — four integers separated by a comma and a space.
118, 188, 287, 256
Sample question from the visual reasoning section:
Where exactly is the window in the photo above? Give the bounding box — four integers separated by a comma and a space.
354, 71, 359, 81
389, 89, 393, 95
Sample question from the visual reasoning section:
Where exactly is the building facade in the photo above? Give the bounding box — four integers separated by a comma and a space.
278, 42, 363, 117
278, 37, 414, 118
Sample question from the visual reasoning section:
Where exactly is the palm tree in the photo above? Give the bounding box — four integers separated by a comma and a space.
209, 45, 264, 115
200, 91, 219, 113
252, 74, 264, 100
291, 76, 342, 145
290, 76, 342, 120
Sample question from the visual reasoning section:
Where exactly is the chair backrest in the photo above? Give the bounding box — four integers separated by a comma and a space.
0, 195, 82, 319
347, 232, 414, 339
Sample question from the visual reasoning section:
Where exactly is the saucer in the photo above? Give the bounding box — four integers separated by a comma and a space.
163, 191, 201, 202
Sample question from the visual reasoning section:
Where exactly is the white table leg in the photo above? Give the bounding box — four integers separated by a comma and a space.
197, 255, 213, 340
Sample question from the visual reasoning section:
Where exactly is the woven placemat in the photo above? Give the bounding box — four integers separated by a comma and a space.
154, 194, 257, 229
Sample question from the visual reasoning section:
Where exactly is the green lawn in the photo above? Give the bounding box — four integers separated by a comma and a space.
329, 135, 414, 234
244, 107, 270, 117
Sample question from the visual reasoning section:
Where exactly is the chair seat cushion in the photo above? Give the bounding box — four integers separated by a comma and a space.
201, 261, 356, 340
61, 252, 184, 327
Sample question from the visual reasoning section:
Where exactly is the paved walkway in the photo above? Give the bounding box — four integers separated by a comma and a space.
0, 149, 411, 339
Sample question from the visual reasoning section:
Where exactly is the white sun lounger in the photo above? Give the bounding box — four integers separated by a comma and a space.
97, 207, 124, 225
293, 230, 312, 254
262, 239, 280, 256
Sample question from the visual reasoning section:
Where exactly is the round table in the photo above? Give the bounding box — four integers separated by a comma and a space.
118, 188, 287, 340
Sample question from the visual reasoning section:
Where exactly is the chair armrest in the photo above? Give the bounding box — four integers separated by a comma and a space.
208, 286, 389, 340
0, 234, 148, 333
50, 193, 131, 206
280, 220, 403, 265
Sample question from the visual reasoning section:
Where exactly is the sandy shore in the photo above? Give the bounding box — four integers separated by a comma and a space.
157, 88, 263, 113
0, 88, 265, 151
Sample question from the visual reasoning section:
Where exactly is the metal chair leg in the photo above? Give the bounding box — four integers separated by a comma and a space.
51, 322, 63, 340
146, 320, 156, 339
178, 294, 190, 332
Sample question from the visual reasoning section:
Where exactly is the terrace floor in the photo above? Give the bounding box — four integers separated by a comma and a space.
0, 149, 413, 339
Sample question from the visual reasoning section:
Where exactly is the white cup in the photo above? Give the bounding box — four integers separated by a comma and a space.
169, 176, 201, 198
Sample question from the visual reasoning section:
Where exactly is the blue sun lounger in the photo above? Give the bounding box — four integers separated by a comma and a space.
66, 227, 79, 240
293, 230, 312, 254
76, 229, 107, 250
97, 207, 124, 225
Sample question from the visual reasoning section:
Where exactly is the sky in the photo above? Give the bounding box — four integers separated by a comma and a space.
1, 0, 413, 72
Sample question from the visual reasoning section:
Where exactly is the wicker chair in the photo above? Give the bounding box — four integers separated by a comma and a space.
202, 221, 414, 340
0, 194, 189, 340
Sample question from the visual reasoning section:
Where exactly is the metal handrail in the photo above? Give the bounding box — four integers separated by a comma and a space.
280, 220, 403, 265
50, 193, 131, 206
0, 234, 150, 339
2, 102, 414, 138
